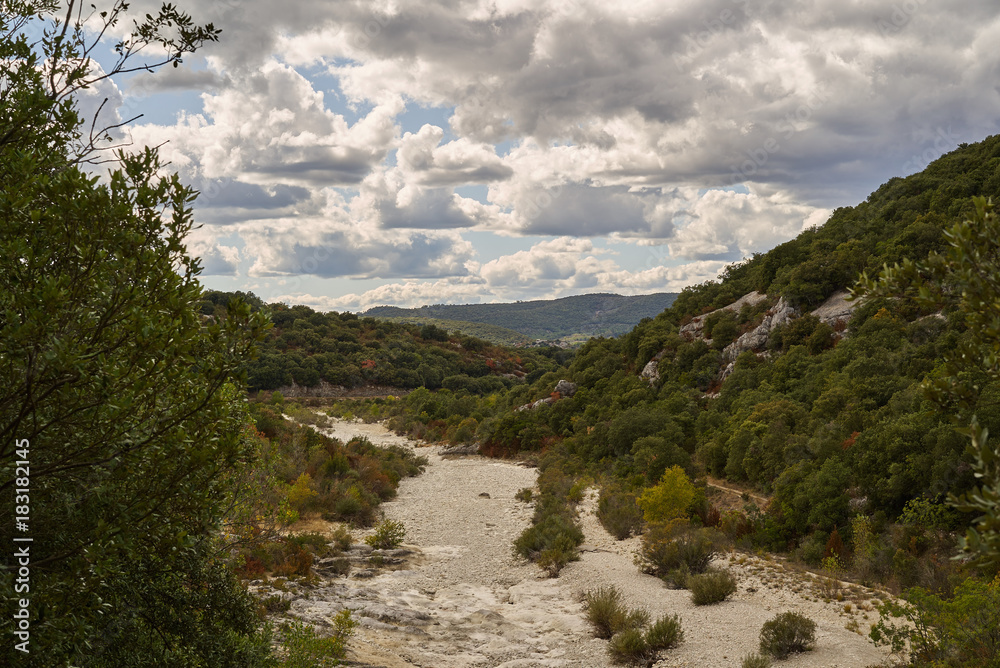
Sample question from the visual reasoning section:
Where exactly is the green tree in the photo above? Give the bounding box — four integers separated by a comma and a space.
638, 466, 696, 524
0, 2, 272, 665
855, 197, 1000, 566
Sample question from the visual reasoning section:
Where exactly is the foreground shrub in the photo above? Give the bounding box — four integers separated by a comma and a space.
759, 611, 817, 659
259, 594, 291, 614
514, 495, 584, 576
688, 569, 738, 605
279, 610, 356, 667
597, 486, 644, 540
869, 575, 1000, 666
330, 525, 353, 551
606, 614, 684, 666
608, 628, 650, 666
644, 614, 684, 651
365, 519, 406, 549
638, 522, 717, 584
740, 652, 772, 668
584, 586, 648, 639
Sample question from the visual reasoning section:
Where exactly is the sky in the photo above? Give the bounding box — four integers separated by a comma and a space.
72, 0, 1000, 311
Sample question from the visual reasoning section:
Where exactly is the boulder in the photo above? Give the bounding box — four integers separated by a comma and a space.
441, 443, 480, 456
554, 379, 578, 397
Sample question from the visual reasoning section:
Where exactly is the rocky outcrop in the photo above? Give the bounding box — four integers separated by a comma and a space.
554, 379, 578, 397
723, 296, 796, 362
647, 290, 859, 386
441, 443, 481, 456
641, 350, 666, 384
516, 396, 555, 412
810, 289, 857, 329
679, 291, 769, 340
516, 379, 576, 411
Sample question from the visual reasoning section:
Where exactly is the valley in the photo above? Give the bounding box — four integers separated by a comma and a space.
266, 419, 893, 668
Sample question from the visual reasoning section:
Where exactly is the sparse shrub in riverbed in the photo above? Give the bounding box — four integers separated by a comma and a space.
759, 611, 816, 659
514, 495, 584, 576
330, 525, 353, 551
584, 585, 684, 665
279, 611, 356, 667
740, 652, 772, 668
584, 586, 648, 639
606, 614, 684, 666
597, 486, 644, 540
688, 568, 738, 605
259, 593, 292, 614
608, 628, 649, 666
644, 614, 684, 653
365, 519, 407, 549
514, 455, 585, 576
637, 520, 718, 585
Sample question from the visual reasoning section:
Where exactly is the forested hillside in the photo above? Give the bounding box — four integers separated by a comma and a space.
367, 315, 532, 346
363, 292, 679, 340
342, 135, 1000, 591
202, 296, 574, 393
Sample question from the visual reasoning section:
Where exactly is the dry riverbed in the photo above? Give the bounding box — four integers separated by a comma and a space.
261, 420, 893, 668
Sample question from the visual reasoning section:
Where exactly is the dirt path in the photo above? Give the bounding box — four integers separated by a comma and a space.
704, 476, 770, 507
275, 420, 891, 668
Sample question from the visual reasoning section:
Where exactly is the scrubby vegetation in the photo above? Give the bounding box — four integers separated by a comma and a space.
637, 521, 719, 587
228, 402, 425, 581
365, 519, 407, 549
688, 569, 738, 605
512, 456, 585, 575
584, 586, 648, 639
759, 612, 817, 659
597, 486, 644, 540
869, 574, 1000, 667
278, 612, 356, 667
584, 586, 684, 666
227, 297, 572, 393
606, 615, 684, 666
741, 652, 772, 668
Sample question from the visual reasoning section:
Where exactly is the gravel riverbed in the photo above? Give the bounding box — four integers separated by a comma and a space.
273, 419, 892, 668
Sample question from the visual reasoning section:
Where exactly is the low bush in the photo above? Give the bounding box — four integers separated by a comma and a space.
638, 522, 717, 583
584, 586, 648, 639
514, 495, 584, 576
288, 532, 333, 556
759, 611, 817, 659
515, 487, 534, 503
608, 628, 650, 666
365, 519, 406, 549
869, 575, 1000, 667
279, 611, 356, 667
536, 539, 580, 577
259, 593, 291, 614
605, 614, 684, 666
644, 614, 684, 651
330, 525, 353, 552
597, 487, 644, 540
688, 569, 738, 605
326, 558, 351, 577
740, 652, 772, 668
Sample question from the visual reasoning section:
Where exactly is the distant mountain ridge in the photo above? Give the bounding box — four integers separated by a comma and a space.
362, 292, 680, 340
